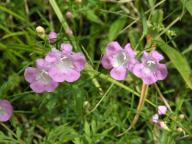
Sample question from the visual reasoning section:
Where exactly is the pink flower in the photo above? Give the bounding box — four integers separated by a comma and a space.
158, 105, 167, 115
101, 41, 137, 80
48, 32, 57, 43
24, 59, 58, 93
0, 100, 13, 122
151, 114, 159, 123
46, 43, 86, 82
133, 50, 168, 85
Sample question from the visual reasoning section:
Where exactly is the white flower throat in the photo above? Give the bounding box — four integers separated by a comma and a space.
145, 59, 157, 71
36, 70, 51, 84
112, 51, 129, 67
57, 56, 74, 71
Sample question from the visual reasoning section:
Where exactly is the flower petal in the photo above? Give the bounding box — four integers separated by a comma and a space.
124, 43, 136, 58
24, 67, 37, 83
110, 66, 128, 80
30, 81, 46, 93
156, 64, 168, 80
0, 100, 13, 122
133, 63, 144, 78
106, 41, 122, 56
141, 51, 150, 62
36, 58, 46, 69
142, 74, 157, 85
71, 52, 86, 71
101, 55, 113, 69
45, 81, 59, 92
48, 67, 66, 82
60, 43, 72, 54
45, 48, 61, 63
63, 69, 80, 82
151, 50, 164, 61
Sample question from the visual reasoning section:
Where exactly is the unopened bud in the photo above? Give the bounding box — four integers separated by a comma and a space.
151, 114, 159, 123
75, 0, 82, 4
66, 11, 73, 20
177, 127, 183, 132
48, 32, 57, 43
159, 121, 169, 130
65, 28, 73, 36
36, 26, 45, 39
179, 114, 185, 119
158, 105, 167, 115
83, 101, 90, 113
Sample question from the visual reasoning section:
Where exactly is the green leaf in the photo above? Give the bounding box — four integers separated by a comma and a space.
151, 9, 164, 24
128, 29, 143, 50
84, 10, 103, 24
181, 0, 192, 16
156, 40, 192, 89
108, 17, 126, 41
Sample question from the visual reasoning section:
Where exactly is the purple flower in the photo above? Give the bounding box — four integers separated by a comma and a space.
158, 105, 167, 115
46, 43, 86, 83
151, 114, 159, 123
133, 50, 168, 85
48, 32, 57, 43
101, 41, 137, 80
0, 100, 13, 122
24, 59, 58, 93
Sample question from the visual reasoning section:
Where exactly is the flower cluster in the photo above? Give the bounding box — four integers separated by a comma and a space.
102, 41, 168, 84
151, 105, 169, 129
24, 43, 86, 93
0, 99, 13, 122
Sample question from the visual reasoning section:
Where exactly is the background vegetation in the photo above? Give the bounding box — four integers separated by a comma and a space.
0, 0, 192, 143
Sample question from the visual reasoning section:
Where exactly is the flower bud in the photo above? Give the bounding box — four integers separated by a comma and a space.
66, 11, 73, 20
48, 32, 57, 43
36, 26, 45, 39
179, 114, 185, 119
151, 114, 159, 123
159, 121, 169, 130
83, 101, 90, 113
65, 28, 73, 36
75, 0, 82, 4
158, 105, 167, 115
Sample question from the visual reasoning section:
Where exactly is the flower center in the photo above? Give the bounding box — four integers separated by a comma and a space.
112, 51, 129, 67
36, 70, 51, 85
57, 56, 73, 71
145, 59, 157, 71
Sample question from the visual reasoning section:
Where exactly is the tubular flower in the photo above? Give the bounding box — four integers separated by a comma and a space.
0, 100, 13, 122
101, 41, 137, 80
46, 43, 86, 83
24, 59, 58, 93
133, 50, 168, 85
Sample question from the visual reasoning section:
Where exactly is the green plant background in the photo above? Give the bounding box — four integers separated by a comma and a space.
0, 0, 192, 143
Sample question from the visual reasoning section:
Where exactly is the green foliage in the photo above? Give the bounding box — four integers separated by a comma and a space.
0, 0, 192, 143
